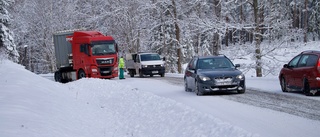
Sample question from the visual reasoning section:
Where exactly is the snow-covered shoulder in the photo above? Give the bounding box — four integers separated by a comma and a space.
0, 60, 257, 137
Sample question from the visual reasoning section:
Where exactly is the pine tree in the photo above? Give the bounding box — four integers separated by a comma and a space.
0, 0, 18, 62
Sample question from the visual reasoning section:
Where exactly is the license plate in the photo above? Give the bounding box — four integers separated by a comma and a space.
216, 82, 232, 86
102, 71, 110, 73
152, 71, 158, 74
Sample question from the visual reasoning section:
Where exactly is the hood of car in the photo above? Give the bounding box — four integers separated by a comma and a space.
197, 68, 242, 77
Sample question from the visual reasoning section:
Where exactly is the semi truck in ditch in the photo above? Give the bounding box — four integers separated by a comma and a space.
126, 52, 165, 77
53, 30, 118, 83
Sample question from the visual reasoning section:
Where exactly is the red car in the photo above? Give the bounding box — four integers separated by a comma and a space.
279, 50, 320, 96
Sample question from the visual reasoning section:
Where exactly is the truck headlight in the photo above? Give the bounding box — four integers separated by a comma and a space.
92, 68, 98, 73
199, 75, 211, 81
236, 74, 245, 80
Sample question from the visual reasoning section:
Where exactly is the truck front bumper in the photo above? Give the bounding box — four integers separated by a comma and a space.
141, 67, 165, 75
91, 66, 118, 79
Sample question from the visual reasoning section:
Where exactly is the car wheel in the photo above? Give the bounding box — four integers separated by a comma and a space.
78, 69, 86, 79
280, 77, 288, 92
139, 70, 144, 78
184, 78, 190, 92
150, 74, 153, 77
195, 81, 203, 96
160, 73, 165, 77
303, 80, 312, 96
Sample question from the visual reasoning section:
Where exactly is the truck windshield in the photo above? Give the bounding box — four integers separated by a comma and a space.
91, 43, 116, 55
140, 54, 161, 61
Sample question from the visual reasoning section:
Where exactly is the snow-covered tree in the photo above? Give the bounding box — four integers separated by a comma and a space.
0, 0, 18, 62
8, 0, 320, 76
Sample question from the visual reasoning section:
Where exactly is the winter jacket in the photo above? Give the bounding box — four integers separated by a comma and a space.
119, 57, 125, 68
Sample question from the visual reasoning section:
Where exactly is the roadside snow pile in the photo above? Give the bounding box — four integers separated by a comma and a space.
0, 60, 258, 137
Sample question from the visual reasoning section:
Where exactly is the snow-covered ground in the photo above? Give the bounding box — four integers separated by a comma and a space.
1, 41, 320, 137
0, 60, 256, 137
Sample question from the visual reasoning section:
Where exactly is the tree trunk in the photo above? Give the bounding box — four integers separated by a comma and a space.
253, 0, 262, 77
294, 0, 297, 28
304, 0, 308, 43
225, 28, 229, 47
240, 0, 244, 45
212, 0, 221, 55
171, 0, 182, 73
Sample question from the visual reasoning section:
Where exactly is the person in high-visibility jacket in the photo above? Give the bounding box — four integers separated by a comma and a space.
119, 56, 125, 79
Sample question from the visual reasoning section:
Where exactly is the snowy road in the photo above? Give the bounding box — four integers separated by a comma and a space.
160, 76, 320, 121
119, 75, 320, 137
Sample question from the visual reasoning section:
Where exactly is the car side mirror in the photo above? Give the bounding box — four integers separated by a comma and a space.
162, 57, 166, 61
188, 64, 195, 70
187, 69, 194, 73
283, 64, 288, 68
235, 64, 240, 68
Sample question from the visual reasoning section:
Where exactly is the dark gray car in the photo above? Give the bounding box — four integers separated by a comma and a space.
184, 55, 245, 96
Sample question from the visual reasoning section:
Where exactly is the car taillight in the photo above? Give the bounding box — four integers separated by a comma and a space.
317, 58, 320, 73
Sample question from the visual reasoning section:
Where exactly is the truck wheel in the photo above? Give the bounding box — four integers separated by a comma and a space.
129, 70, 134, 77
54, 71, 62, 82
78, 70, 86, 79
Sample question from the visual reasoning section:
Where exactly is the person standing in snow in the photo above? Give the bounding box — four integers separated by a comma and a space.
119, 56, 125, 79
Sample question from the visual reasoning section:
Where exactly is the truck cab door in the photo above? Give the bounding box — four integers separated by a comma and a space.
79, 44, 91, 74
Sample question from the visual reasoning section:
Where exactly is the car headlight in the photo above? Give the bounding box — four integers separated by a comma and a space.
236, 74, 245, 80
160, 64, 164, 67
142, 65, 148, 68
199, 75, 211, 81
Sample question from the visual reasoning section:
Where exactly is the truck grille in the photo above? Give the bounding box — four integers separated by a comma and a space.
96, 58, 114, 65
99, 67, 113, 76
147, 65, 162, 68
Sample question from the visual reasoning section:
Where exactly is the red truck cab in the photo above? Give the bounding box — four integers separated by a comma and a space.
54, 31, 118, 82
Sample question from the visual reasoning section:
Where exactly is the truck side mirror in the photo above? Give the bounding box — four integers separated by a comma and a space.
86, 45, 91, 56
115, 43, 119, 52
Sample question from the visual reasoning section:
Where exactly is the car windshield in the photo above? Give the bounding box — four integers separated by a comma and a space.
91, 43, 116, 55
140, 54, 161, 61
198, 58, 233, 69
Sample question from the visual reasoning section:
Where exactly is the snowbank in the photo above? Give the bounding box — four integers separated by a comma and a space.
0, 60, 257, 137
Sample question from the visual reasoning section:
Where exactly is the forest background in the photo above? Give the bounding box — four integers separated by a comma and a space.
1, 0, 319, 77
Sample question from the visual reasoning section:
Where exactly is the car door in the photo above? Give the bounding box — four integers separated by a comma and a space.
186, 58, 198, 90
294, 55, 310, 88
79, 44, 91, 74
284, 55, 301, 88
295, 54, 318, 88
